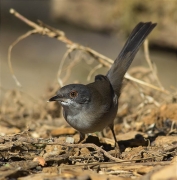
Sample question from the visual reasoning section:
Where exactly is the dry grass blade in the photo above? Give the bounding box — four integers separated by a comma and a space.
8, 29, 38, 87
87, 64, 103, 81
57, 47, 76, 87
144, 40, 164, 89
62, 50, 82, 83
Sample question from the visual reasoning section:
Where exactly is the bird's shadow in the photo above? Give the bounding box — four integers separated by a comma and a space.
83, 133, 151, 152
83, 135, 115, 151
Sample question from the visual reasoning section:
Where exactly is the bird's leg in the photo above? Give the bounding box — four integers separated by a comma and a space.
78, 132, 86, 143
109, 124, 120, 157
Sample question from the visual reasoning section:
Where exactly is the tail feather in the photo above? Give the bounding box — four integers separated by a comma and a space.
107, 22, 157, 96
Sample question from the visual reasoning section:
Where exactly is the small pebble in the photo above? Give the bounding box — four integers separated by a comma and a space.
66, 137, 74, 144
36, 166, 42, 171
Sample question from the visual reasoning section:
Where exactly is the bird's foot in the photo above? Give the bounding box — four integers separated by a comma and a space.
114, 146, 121, 158
77, 132, 86, 144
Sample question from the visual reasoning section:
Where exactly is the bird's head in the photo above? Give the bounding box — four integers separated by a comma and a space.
49, 84, 91, 108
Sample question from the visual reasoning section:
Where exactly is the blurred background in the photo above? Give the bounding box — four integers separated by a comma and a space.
1, 0, 177, 101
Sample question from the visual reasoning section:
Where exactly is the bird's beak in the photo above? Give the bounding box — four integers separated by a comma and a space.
48, 95, 61, 102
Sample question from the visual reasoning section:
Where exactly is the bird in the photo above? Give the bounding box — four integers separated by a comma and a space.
49, 22, 157, 155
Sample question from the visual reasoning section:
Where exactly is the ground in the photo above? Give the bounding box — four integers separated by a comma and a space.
0, 9, 177, 180
0, 67, 177, 179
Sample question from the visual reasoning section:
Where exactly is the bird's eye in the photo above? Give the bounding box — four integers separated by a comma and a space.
70, 91, 78, 98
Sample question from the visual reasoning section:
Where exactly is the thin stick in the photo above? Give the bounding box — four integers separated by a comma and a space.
10, 9, 43, 31
125, 73, 169, 94
9, 9, 113, 65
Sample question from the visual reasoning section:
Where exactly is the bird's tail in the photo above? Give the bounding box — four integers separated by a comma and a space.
107, 22, 157, 96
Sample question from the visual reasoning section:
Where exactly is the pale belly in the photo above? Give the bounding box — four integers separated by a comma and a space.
63, 105, 118, 133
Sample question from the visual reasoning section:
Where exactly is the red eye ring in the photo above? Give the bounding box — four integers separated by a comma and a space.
70, 91, 78, 98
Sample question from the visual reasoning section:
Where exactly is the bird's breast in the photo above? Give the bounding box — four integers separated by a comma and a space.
62, 101, 117, 134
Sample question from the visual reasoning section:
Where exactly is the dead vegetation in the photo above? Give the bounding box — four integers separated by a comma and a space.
0, 9, 177, 180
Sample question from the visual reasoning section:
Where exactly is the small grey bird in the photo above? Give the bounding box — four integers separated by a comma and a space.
49, 22, 156, 154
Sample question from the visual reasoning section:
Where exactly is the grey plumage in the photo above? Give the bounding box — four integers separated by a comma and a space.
107, 22, 157, 97
49, 22, 157, 154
